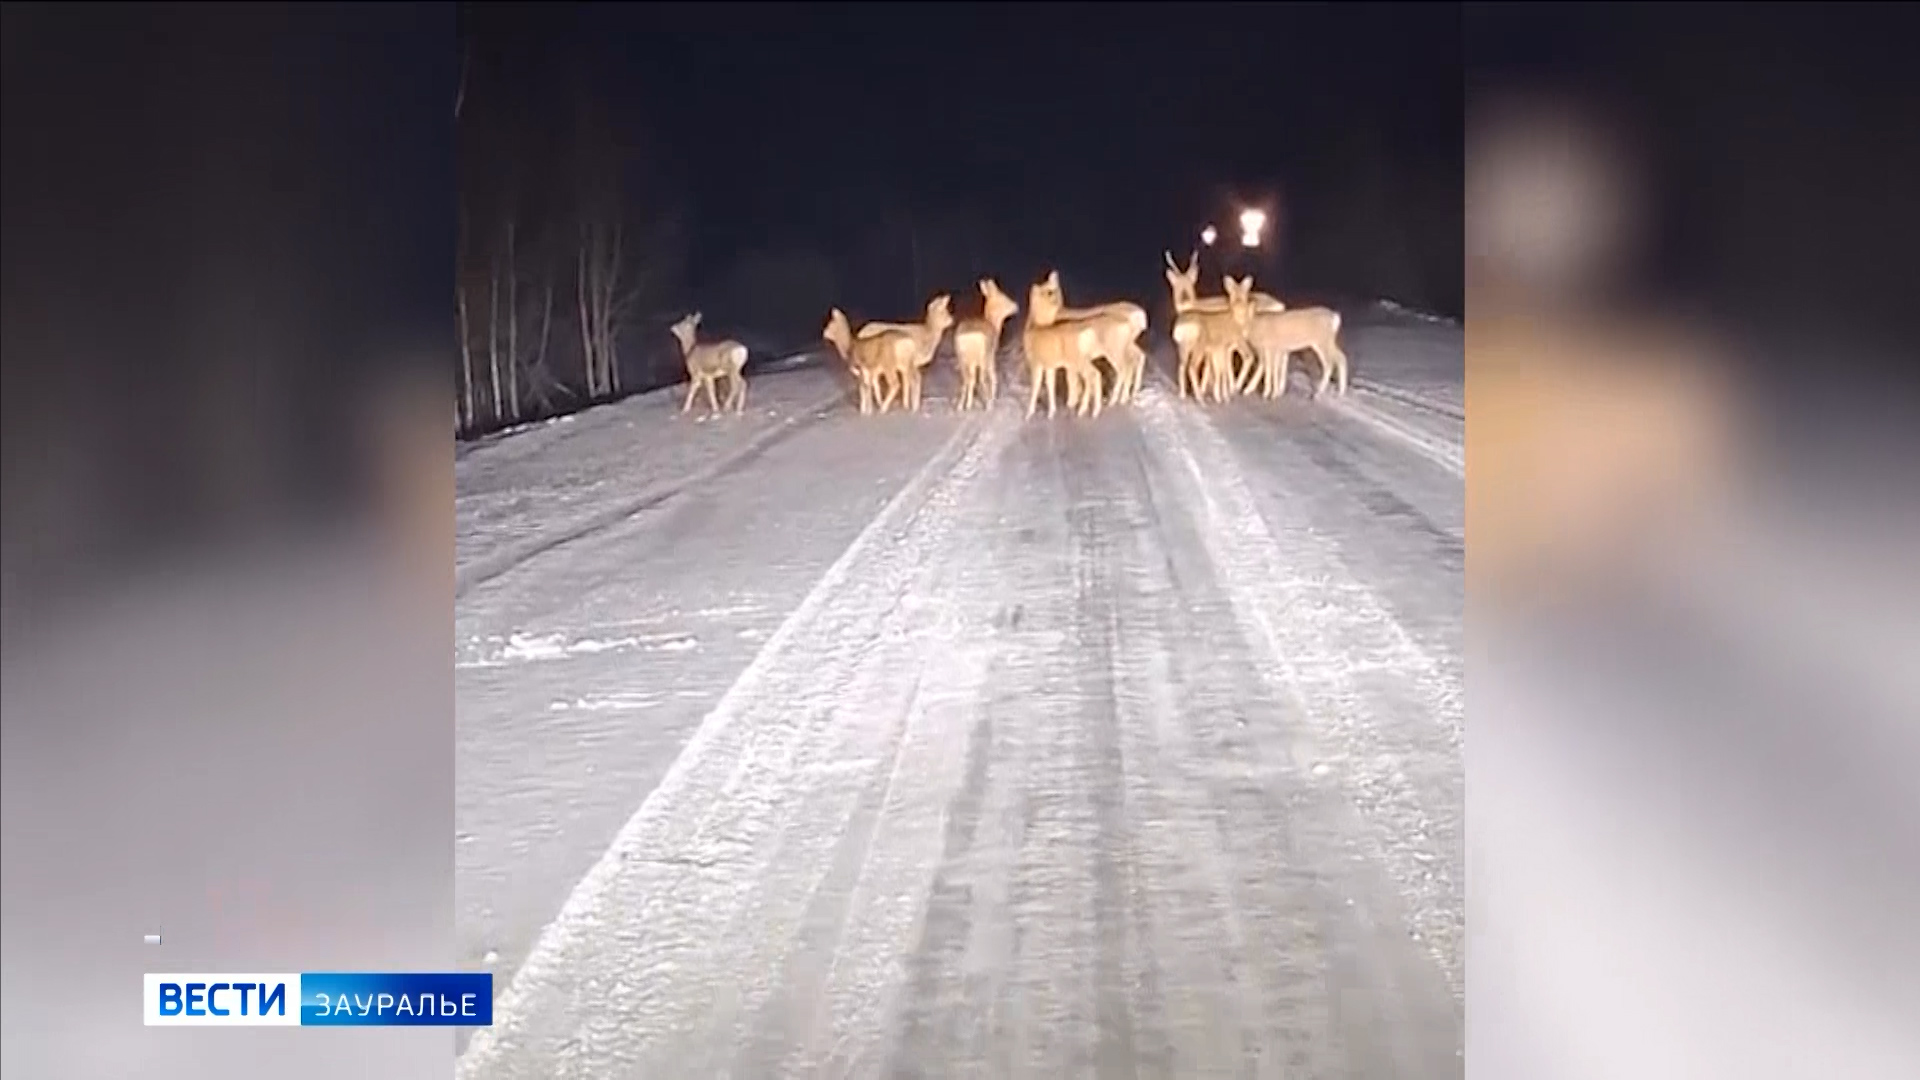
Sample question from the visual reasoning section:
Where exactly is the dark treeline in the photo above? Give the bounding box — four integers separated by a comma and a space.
456, 5, 686, 438
456, 4, 1463, 439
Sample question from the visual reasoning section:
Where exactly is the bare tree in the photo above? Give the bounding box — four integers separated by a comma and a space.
572, 90, 656, 401
517, 254, 567, 413
457, 33, 545, 433
454, 20, 480, 434
454, 36, 469, 122
453, 7, 686, 436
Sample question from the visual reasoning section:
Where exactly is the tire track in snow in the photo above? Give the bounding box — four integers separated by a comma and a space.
1138, 387, 1465, 1009
455, 386, 845, 600
457, 402, 1016, 1079
1323, 392, 1464, 478
1351, 378, 1465, 422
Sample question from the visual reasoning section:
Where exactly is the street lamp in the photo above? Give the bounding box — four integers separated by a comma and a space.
1200, 224, 1218, 247
1238, 207, 1267, 249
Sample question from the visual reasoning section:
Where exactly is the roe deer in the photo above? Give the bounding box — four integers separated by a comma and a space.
1030, 270, 1149, 407
953, 278, 1019, 411
1021, 279, 1106, 419
1224, 276, 1348, 399
669, 313, 749, 416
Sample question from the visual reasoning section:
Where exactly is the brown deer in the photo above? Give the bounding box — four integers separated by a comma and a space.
829, 296, 953, 414
952, 278, 1019, 411
824, 308, 904, 415
1224, 276, 1348, 399
1030, 270, 1149, 407
1163, 249, 1281, 396
1021, 279, 1105, 419
669, 313, 749, 416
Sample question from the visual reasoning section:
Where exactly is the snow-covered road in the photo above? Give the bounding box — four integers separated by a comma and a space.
455, 309, 1464, 1078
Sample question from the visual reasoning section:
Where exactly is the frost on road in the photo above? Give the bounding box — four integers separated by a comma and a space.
455, 313, 1464, 1079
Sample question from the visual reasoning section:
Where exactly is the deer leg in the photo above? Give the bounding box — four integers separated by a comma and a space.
682, 377, 701, 413
1242, 351, 1259, 398
733, 372, 748, 412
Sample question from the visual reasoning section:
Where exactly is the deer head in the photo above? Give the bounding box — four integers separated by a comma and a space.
1223, 276, 1256, 328
978, 278, 1019, 328
1163, 249, 1201, 306
1027, 279, 1068, 327
923, 294, 955, 335
822, 307, 852, 360
1030, 270, 1065, 314
669, 313, 702, 354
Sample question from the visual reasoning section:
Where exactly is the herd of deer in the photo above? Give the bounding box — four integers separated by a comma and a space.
666, 250, 1350, 420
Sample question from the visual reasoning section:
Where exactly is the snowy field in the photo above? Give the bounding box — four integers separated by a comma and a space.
454, 303, 1465, 1077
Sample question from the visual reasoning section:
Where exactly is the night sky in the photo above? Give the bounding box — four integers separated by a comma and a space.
468, 2, 1463, 338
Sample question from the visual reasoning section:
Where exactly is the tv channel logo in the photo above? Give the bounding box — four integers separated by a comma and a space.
145, 972, 492, 1027
145, 973, 298, 1026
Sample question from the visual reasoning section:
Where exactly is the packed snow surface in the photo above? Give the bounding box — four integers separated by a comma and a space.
455, 308, 1464, 1077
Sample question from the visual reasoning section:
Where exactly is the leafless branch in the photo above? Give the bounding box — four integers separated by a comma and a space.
454, 38, 469, 121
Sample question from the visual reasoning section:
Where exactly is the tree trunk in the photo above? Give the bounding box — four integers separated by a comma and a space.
534, 274, 553, 393
505, 219, 520, 422
516, 265, 555, 416
606, 323, 620, 396
456, 282, 475, 432
487, 249, 503, 423
577, 243, 598, 398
